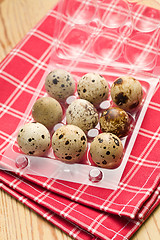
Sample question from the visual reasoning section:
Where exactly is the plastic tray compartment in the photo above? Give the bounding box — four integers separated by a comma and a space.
51, 0, 160, 72
1, 0, 160, 190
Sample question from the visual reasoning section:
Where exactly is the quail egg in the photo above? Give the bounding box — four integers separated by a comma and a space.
90, 133, 123, 169
66, 99, 99, 132
111, 76, 143, 111
45, 69, 75, 101
32, 96, 63, 129
52, 124, 87, 163
77, 72, 109, 105
100, 107, 130, 138
17, 122, 51, 156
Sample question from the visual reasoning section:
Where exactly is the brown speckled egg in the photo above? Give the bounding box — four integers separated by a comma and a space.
17, 122, 51, 156
100, 107, 130, 138
45, 69, 75, 101
66, 99, 99, 132
111, 76, 143, 111
90, 133, 123, 169
52, 125, 87, 163
77, 72, 109, 105
32, 97, 63, 129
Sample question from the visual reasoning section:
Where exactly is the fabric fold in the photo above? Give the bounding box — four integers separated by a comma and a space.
0, 170, 159, 240
0, 180, 96, 240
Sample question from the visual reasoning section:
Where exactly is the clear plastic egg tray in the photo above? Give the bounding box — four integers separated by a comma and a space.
1, 0, 160, 189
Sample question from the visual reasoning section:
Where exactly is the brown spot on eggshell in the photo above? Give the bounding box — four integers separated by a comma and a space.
102, 160, 107, 165
115, 92, 129, 105
114, 78, 123, 85
29, 151, 35, 155
129, 101, 139, 109
65, 156, 72, 160
113, 137, 119, 146
98, 138, 103, 143
59, 134, 63, 139
81, 136, 86, 141
53, 79, 58, 84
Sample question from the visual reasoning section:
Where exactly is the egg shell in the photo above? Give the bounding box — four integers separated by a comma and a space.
17, 122, 51, 156
52, 124, 87, 163
111, 76, 143, 111
66, 99, 99, 132
90, 133, 123, 169
32, 96, 63, 129
77, 72, 109, 105
45, 69, 75, 101
100, 107, 130, 138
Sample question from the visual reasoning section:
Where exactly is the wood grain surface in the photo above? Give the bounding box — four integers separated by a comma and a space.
0, 0, 159, 240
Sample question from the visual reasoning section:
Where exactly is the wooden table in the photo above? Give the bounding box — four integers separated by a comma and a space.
0, 0, 159, 239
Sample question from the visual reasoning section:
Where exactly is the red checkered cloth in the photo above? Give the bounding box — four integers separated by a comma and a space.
0, 1, 160, 239
0, 170, 159, 240
0, 176, 95, 240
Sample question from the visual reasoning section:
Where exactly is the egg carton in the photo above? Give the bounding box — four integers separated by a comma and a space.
1, 0, 160, 190
50, 0, 160, 72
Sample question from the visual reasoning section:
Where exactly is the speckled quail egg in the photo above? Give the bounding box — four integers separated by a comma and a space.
32, 96, 63, 129
45, 69, 75, 101
100, 107, 130, 138
66, 99, 99, 132
77, 72, 109, 105
17, 122, 51, 156
52, 124, 87, 163
111, 76, 143, 111
90, 133, 123, 169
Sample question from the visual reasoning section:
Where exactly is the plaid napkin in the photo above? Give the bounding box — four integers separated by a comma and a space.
0, 170, 159, 240
0, 174, 95, 240
0, 1, 160, 239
